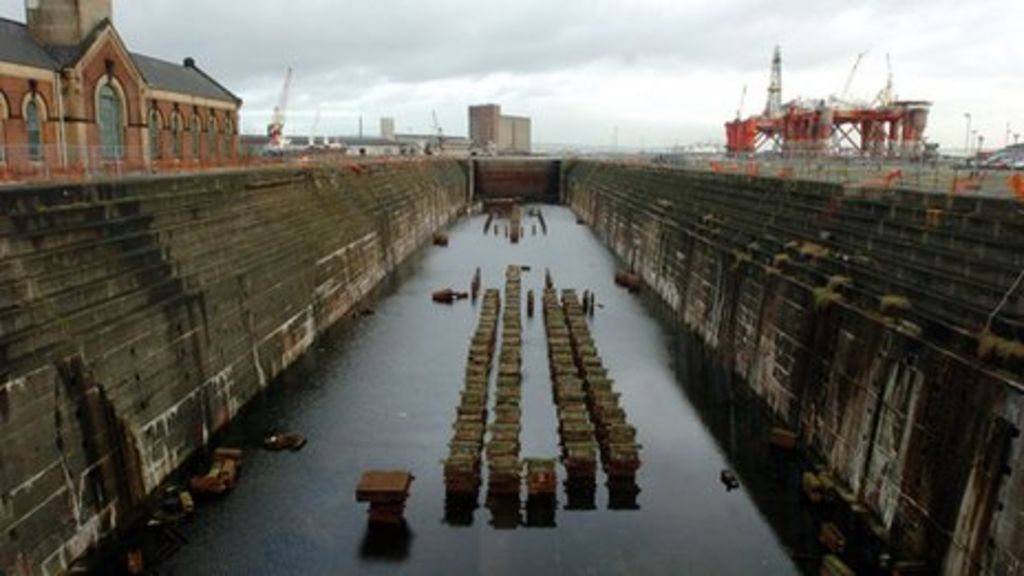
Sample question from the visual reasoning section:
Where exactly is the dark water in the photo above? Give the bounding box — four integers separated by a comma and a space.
161, 206, 803, 576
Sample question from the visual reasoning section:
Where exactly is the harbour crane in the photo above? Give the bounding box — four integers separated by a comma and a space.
839, 52, 868, 104
428, 110, 444, 155
736, 83, 747, 120
267, 67, 293, 153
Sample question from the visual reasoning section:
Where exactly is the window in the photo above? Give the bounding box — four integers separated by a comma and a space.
171, 112, 182, 159
207, 115, 218, 159
148, 107, 162, 160
190, 115, 200, 160
25, 99, 42, 162
98, 84, 123, 160
224, 116, 234, 157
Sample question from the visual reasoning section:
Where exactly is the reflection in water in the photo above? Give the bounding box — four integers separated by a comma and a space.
524, 497, 558, 528
607, 480, 641, 510
486, 495, 522, 529
563, 480, 597, 511
443, 495, 479, 527
360, 523, 414, 562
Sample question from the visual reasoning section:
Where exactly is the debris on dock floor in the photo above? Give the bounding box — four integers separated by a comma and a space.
263, 432, 307, 452
614, 272, 642, 294
189, 448, 243, 497
355, 470, 414, 527
432, 288, 470, 304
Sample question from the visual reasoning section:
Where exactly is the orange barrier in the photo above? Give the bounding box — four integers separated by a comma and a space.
1010, 173, 1024, 200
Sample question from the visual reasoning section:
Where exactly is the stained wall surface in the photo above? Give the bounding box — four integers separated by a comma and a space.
565, 160, 1024, 575
0, 161, 468, 574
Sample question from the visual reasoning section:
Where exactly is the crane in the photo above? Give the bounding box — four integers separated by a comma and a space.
840, 52, 868, 103
736, 83, 747, 120
266, 67, 293, 153
429, 110, 444, 155
873, 53, 894, 108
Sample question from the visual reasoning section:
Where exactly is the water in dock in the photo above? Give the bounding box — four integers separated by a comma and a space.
162, 206, 805, 575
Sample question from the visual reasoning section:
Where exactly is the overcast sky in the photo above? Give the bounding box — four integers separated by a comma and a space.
2, 0, 1021, 150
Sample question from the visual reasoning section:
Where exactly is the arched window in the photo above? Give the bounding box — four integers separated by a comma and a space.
190, 115, 200, 160
25, 99, 42, 162
171, 112, 182, 159
148, 107, 162, 161
97, 84, 124, 160
207, 115, 218, 160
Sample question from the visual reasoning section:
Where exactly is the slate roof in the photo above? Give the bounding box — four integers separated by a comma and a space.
132, 53, 240, 104
0, 17, 239, 104
0, 17, 57, 69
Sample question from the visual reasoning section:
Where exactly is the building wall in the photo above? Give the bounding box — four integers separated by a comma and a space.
0, 24, 240, 177
498, 115, 531, 154
0, 161, 469, 574
469, 104, 500, 149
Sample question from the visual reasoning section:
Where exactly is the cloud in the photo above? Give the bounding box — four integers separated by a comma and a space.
0, 0, 1020, 148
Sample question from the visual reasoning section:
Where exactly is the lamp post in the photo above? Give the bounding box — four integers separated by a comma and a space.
971, 129, 978, 156
963, 112, 972, 156
977, 134, 984, 155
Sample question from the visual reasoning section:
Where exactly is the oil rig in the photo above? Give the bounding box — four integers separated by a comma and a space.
725, 47, 931, 158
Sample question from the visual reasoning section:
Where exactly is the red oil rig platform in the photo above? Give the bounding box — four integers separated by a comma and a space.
725, 47, 931, 158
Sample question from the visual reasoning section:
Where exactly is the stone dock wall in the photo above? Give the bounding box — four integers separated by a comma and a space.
565, 160, 1023, 575
0, 161, 468, 574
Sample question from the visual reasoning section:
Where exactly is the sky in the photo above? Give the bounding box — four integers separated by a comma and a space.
2, 0, 1021, 151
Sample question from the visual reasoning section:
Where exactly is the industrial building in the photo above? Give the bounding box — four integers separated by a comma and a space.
0, 0, 241, 176
725, 47, 930, 158
469, 103, 531, 155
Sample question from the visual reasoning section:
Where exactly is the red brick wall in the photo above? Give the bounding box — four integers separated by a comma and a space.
0, 31, 240, 177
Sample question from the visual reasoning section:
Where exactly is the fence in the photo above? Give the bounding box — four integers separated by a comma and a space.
653, 154, 1024, 200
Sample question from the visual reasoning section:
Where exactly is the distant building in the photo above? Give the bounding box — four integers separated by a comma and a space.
468, 103, 531, 155
396, 133, 470, 157
499, 115, 531, 155
380, 117, 396, 141
0, 0, 241, 176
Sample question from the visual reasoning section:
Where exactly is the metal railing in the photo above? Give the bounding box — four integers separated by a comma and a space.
651, 154, 1024, 200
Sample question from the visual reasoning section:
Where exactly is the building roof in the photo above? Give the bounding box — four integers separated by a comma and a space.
0, 17, 239, 104
0, 17, 58, 69
132, 53, 240, 104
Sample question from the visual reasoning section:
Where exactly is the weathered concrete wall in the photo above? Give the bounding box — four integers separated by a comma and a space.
0, 161, 468, 574
566, 161, 1024, 575
474, 159, 560, 202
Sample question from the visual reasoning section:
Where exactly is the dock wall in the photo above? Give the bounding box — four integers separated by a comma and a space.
565, 160, 1024, 575
0, 161, 468, 574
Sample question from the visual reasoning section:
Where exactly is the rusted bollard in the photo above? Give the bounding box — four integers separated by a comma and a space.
527, 290, 535, 318
588, 292, 595, 318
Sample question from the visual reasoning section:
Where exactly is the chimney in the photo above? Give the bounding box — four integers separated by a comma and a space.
26, 0, 113, 46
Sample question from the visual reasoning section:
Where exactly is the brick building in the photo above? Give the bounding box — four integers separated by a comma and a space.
0, 0, 241, 178
468, 103, 531, 155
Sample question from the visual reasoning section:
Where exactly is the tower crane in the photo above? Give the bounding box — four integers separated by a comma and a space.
267, 67, 293, 153
736, 83, 747, 120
